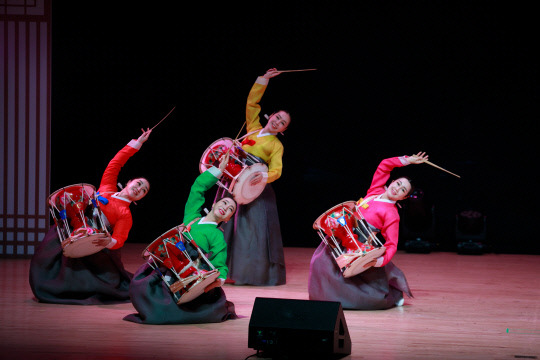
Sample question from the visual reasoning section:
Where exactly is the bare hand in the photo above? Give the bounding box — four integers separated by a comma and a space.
137, 128, 152, 144
92, 235, 112, 247
363, 259, 377, 268
204, 279, 223, 293
408, 151, 429, 164
250, 172, 263, 186
263, 68, 282, 79
218, 151, 230, 172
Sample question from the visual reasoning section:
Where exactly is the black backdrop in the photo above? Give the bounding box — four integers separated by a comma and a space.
50, 2, 538, 254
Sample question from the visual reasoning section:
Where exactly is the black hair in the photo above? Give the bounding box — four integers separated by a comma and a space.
126, 177, 150, 187
279, 109, 291, 118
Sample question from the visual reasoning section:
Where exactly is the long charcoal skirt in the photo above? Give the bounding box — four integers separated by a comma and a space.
222, 184, 286, 286
29, 226, 132, 305
308, 242, 413, 310
123, 263, 237, 324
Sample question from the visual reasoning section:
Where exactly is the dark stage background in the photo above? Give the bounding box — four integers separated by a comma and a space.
49, 3, 537, 254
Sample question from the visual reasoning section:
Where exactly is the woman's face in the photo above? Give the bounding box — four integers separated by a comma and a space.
124, 178, 150, 201
212, 197, 236, 222
265, 111, 290, 133
386, 178, 411, 201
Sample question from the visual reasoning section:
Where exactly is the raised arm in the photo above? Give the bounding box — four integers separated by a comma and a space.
245, 68, 282, 133
99, 128, 152, 192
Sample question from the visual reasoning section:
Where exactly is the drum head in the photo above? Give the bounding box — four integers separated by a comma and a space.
313, 201, 357, 230
342, 246, 386, 278
62, 234, 106, 258
177, 270, 220, 305
230, 163, 268, 205
199, 137, 234, 173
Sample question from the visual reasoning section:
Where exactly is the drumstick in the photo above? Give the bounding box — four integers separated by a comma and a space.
277, 69, 317, 73
425, 160, 461, 178
233, 121, 247, 142
150, 106, 176, 130
222, 121, 248, 156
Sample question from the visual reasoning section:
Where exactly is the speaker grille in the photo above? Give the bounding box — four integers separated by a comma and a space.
248, 297, 351, 357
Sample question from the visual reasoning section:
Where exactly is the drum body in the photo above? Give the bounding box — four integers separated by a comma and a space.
48, 183, 110, 258
143, 225, 220, 304
199, 137, 268, 204
313, 201, 386, 277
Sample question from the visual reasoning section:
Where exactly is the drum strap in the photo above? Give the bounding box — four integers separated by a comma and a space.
239, 127, 279, 140
181, 217, 214, 264
237, 129, 261, 142
181, 217, 202, 244
235, 130, 270, 166
185, 217, 201, 229
244, 153, 267, 166
357, 195, 377, 208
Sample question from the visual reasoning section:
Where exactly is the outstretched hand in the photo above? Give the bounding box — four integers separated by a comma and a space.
408, 151, 429, 164
263, 68, 282, 79
218, 151, 230, 173
137, 128, 152, 144
92, 235, 112, 247
363, 259, 378, 268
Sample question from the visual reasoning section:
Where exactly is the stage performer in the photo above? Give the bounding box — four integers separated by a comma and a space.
222, 68, 290, 286
29, 128, 152, 305
308, 152, 428, 309
124, 153, 238, 324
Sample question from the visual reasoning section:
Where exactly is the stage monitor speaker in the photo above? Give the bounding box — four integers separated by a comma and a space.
248, 297, 351, 358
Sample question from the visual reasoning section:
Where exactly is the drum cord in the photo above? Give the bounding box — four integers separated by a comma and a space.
147, 259, 181, 303
354, 209, 384, 247
183, 229, 217, 271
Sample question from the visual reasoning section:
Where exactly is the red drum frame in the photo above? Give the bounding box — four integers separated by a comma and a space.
142, 225, 220, 305
48, 183, 111, 258
199, 137, 268, 205
313, 201, 386, 277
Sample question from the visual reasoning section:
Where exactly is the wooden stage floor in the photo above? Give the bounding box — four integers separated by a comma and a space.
1, 244, 539, 360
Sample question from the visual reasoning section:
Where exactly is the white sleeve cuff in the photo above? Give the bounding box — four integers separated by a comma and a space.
106, 238, 118, 249
256, 76, 269, 85
374, 257, 384, 267
399, 156, 409, 166
128, 139, 142, 150
207, 166, 223, 179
